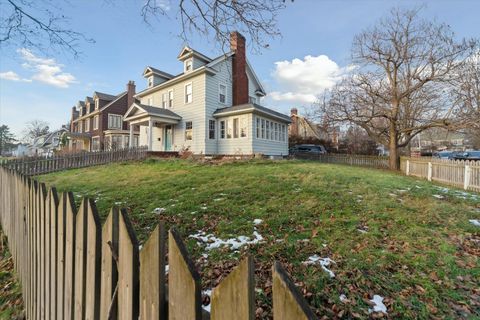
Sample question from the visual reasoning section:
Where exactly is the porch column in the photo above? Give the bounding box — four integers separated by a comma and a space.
129, 124, 134, 148
148, 118, 153, 151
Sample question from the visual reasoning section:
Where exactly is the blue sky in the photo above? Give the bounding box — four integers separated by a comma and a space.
1, 0, 479, 138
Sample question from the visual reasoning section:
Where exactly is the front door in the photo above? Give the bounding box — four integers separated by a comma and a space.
164, 125, 173, 151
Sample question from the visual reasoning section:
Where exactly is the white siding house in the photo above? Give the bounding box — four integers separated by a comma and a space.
124, 32, 291, 156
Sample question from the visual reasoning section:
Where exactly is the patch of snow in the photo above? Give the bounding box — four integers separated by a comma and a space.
368, 295, 387, 314
138, 245, 143, 250
189, 230, 264, 251
339, 294, 347, 302
190, 211, 198, 215
303, 255, 336, 278
397, 189, 408, 193
114, 201, 123, 205
200, 206, 208, 210
202, 289, 212, 312
253, 219, 263, 225
153, 207, 166, 214
275, 239, 285, 243
469, 219, 480, 227
219, 193, 227, 196
432, 194, 444, 199
213, 198, 224, 201
165, 265, 169, 274
388, 193, 397, 197
415, 185, 422, 189
357, 229, 368, 234
170, 204, 176, 207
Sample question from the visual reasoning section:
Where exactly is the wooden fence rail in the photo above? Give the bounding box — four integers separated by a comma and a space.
401, 157, 480, 192
294, 153, 390, 169
0, 167, 317, 319
0, 147, 148, 176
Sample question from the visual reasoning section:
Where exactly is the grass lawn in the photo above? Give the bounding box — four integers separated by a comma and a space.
38, 159, 480, 319
0, 237, 24, 320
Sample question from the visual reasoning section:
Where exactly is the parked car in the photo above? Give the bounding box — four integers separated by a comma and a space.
433, 151, 455, 160
452, 151, 480, 161
290, 144, 327, 155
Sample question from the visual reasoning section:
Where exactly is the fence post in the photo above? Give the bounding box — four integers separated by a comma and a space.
427, 162, 432, 181
464, 165, 471, 190
406, 160, 410, 176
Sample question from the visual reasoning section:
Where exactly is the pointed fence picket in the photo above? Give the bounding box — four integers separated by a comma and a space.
0, 167, 321, 319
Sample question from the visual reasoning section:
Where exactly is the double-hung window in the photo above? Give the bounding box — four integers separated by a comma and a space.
209, 120, 216, 139
185, 59, 193, 72
261, 119, 265, 139
162, 93, 168, 108
185, 83, 192, 103
168, 90, 174, 107
266, 121, 270, 140
219, 84, 226, 104
220, 121, 226, 139
274, 123, 278, 141
108, 114, 122, 129
185, 121, 193, 140
85, 119, 90, 132
93, 115, 99, 130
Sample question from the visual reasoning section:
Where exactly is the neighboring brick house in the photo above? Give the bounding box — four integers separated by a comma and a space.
67, 81, 139, 151
123, 32, 291, 156
289, 108, 339, 148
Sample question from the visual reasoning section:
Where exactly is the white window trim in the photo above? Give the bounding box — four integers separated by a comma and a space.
218, 83, 227, 104
208, 119, 216, 140
184, 82, 193, 104
95, 99, 99, 110
185, 121, 193, 140
92, 136, 100, 151
93, 115, 99, 130
148, 76, 154, 88
168, 89, 174, 108
184, 58, 193, 73
162, 92, 168, 108
108, 114, 123, 130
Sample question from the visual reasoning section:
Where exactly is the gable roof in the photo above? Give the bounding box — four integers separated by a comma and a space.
86, 96, 94, 104
178, 46, 212, 62
94, 91, 117, 101
124, 102, 182, 121
213, 103, 291, 123
143, 66, 175, 79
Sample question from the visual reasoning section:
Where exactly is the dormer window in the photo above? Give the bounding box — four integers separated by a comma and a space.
148, 76, 153, 88
185, 59, 193, 72
95, 99, 99, 109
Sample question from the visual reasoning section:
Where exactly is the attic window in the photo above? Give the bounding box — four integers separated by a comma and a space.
148, 76, 153, 88
95, 99, 99, 109
185, 59, 193, 72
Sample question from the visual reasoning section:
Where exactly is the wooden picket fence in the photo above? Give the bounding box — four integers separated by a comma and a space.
0, 147, 148, 176
400, 157, 480, 192
0, 167, 317, 320
294, 153, 390, 169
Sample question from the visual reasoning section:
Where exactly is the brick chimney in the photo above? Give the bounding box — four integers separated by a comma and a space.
230, 32, 249, 105
127, 80, 136, 107
290, 108, 299, 136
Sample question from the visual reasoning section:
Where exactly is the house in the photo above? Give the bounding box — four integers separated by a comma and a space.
123, 32, 291, 156
66, 81, 140, 151
13, 144, 29, 157
289, 108, 339, 148
26, 127, 69, 157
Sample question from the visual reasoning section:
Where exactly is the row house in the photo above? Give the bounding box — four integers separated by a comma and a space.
67, 81, 139, 151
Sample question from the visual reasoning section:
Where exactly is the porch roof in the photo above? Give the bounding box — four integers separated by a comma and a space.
64, 132, 91, 141
213, 103, 292, 123
124, 102, 182, 123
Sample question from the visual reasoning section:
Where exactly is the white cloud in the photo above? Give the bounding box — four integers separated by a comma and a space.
16, 48, 76, 88
270, 55, 353, 105
0, 71, 32, 82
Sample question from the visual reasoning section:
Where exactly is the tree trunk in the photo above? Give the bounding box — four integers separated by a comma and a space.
388, 124, 400, 170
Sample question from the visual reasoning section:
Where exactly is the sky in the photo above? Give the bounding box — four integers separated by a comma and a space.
1, 0, 479, 139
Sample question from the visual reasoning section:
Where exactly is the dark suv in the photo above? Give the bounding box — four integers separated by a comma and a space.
290, 144, 327, 155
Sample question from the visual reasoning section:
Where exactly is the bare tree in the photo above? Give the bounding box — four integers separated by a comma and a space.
0, 0, 94, 57
23, 119, 50, 143
451, 51, 480, 147
317, 7, 477, 170
1, 0, 291, 58
141, 0, 292, 52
